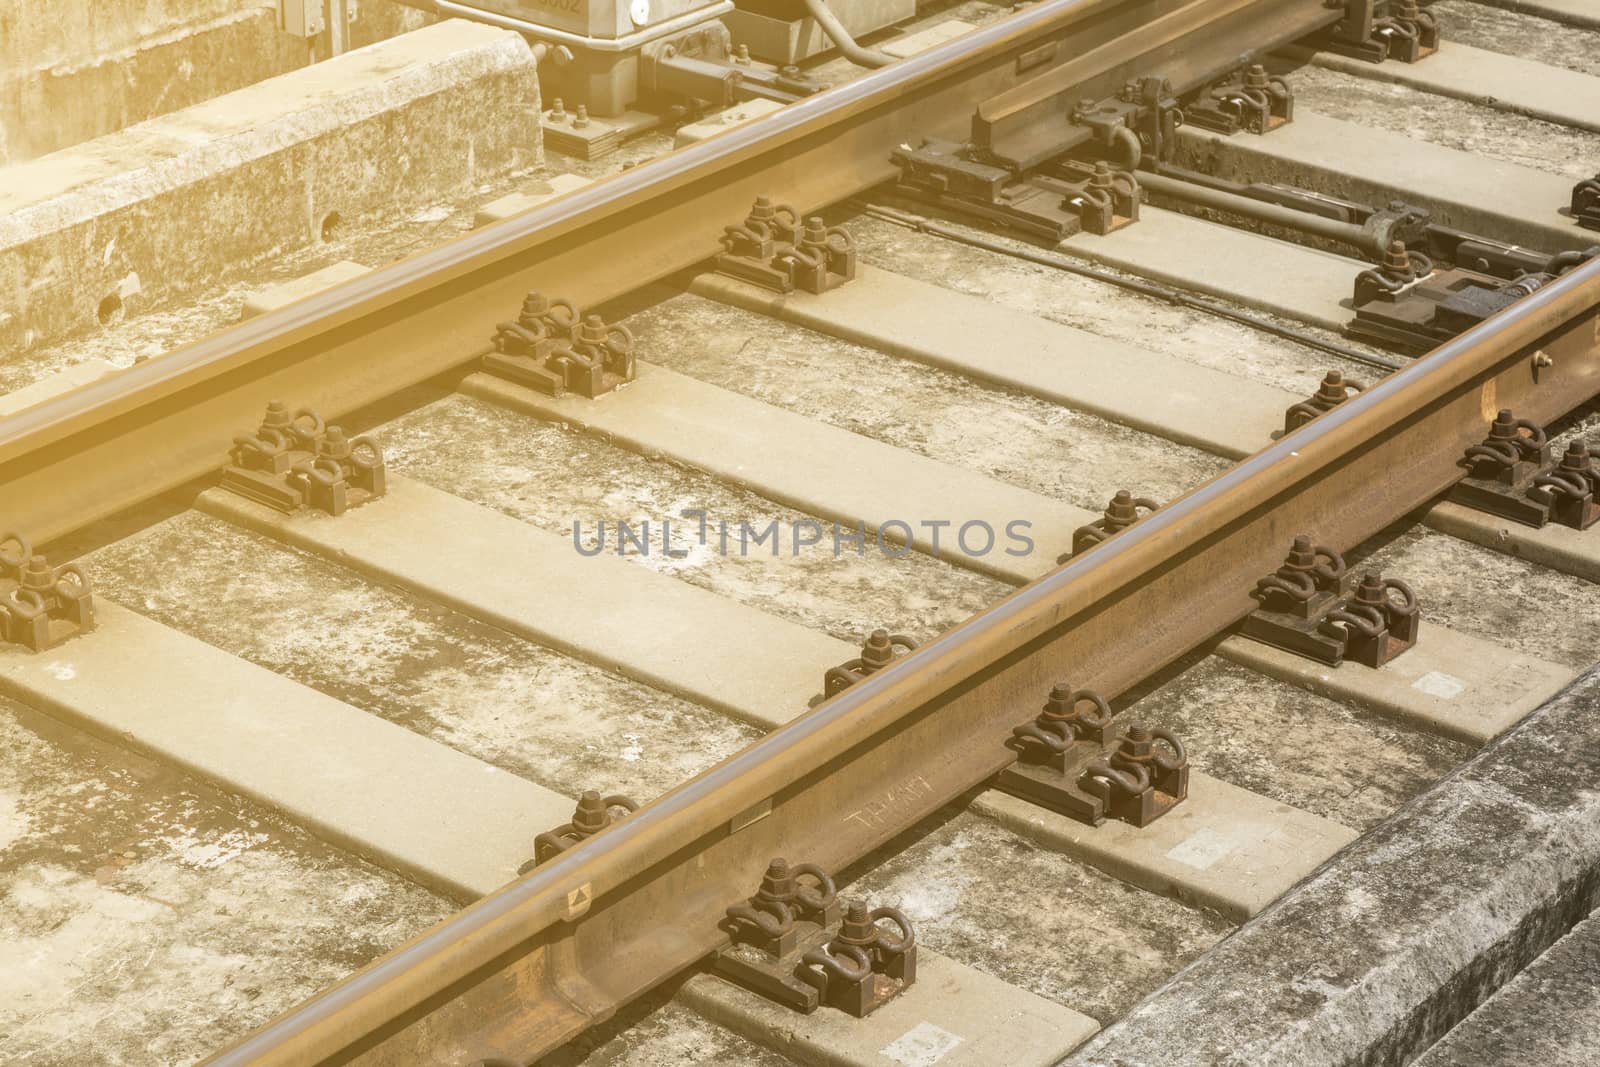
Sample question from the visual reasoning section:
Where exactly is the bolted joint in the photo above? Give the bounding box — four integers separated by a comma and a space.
823, 629, 918, 698
1354, 240, 1435, 306
1573, 175, 1600, 232
1283, 370, 1365, 435
1527, 440, 1600, 530
1183, 63, 1294, 136
1079, 721, 1190, 827
717, 858, 918, 1016
520, 791, 639, 874
1064, 490, 1159, 561
484, 291, 635, 400
1243, 537, 1420, 668
717, 198, 856, 295
0, 533, 94, 652
1008, 681, 1114, 769
799, 900, 917, 1017
222, 402, 385, 516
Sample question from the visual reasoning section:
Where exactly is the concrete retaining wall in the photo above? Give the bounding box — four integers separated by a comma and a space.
0, 17, 541, 356
0, 2, 440, 165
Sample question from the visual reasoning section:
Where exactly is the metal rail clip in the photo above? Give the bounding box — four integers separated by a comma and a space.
716, 197, 856, 295
1241, 536, 1420, 667
1183, 64, 1294, 136
517, 790, 639, 875
221, 402, 385, 516
1283, 371, 1364, 435
0, 533, 93, 652
1318, 0, 1439, 64
715, 858, 916, 1017
485, 291, 637, 399
1571, 174, 1600, 232
1448, 409, 1600, 530
996, 683, 1189, 827
824, 629, 917, 697
1061, 490, 1160, 563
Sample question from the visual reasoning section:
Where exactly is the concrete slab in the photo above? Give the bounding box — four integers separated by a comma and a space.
1288, 40, 1600, 135
882, 19, 978, 59
1414, 909, 1600, 1067
1177, 110, 1590, 253
1424, 499, 1600, 584
1052, 205, 1358, 338
680, 949, 1100, 1067
1474, 0, 1600, 30
0, 18, 541, 355
972, 773, 1357, 923
0, 600, 568, 901
473, 173, 595, 227
1217, 624, 1574, 746
240, 261, 371, 320
0, 358, 119, 416
196, 477, 849, 730
689, 265, 1295, 460
461, 365, 1091, 583
0, 1, 434, 164
1064, 664, 1600, 1067
674, 99, 786, 147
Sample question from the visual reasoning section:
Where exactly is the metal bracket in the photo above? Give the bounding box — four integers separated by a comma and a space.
221, 402, 385, 516
825, 629, 916, 697
1317, 0, 1438, 64
996, 683, 1188, 828
1447, 410, 1600, 530
891, 141, 1140, 243
519, 791, 638, 874
1284, 371, 1364, 435
485, 291, 637, 399
1240, 536, 1419, 668
1183, 64, 1294, 136
715, 859, 916, 1017
1350, 242, 1599, 350
1572, 175, 1600, 232
0, 534, 93, 652
1059, 490, 1159, 564
716, 197, 857, 294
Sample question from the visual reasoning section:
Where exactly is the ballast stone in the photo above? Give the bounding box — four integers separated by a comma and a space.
0, 18, 542, 358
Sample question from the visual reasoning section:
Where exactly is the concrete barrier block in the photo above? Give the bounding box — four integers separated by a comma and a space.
0, 18, 541, 356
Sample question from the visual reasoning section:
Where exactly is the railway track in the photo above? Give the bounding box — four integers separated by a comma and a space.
3, 1, 1600, 1064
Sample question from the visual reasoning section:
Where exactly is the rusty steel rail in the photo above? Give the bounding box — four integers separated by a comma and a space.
0, 0, 1342, 548
210, 259, 1600, 1064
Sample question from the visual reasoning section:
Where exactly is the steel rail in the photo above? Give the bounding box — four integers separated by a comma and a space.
1, 0, 1339, 548
211, 258, 1600, 1065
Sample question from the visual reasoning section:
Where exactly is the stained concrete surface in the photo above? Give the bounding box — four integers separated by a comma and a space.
630, 289, 1229, 512
1284, 63, 1600, 181
0, 1, 435, 164
380, 392, 1008, 647
1066, 664, 1600, 1066
83, 511, 757, 805
840, 211, 1382, 396
1126, 655, 1469, 831
843, 809, 1235, 1024
1431, 0, 1600, 78
0, 697, 449, 1065
1413, 908, 1600, 1067
1351, 524, 1600, 672
1, 18, 543, 362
